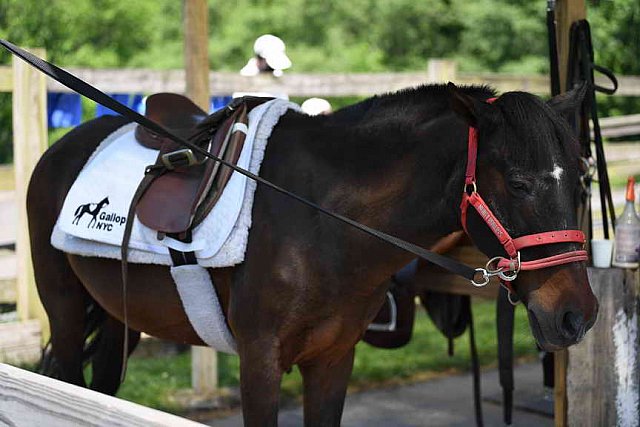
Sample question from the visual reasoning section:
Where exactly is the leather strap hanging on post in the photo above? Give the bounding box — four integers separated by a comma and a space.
567, 20, 618, 239
497, 286, 515, 425
467, 298, 483, 427
547, 1, 561, 97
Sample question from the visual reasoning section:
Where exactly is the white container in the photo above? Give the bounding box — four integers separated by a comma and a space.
592, 239, 613, 268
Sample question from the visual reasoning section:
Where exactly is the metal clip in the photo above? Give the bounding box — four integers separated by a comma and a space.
161, 148, 198, 170
471, 268, 490, 287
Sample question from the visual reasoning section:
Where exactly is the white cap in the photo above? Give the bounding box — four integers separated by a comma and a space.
253, 34, 292, 71
301, 98, 332, 116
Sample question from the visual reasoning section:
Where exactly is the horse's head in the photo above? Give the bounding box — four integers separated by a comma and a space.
449, 83, 597, 351
101, 197, 110, 206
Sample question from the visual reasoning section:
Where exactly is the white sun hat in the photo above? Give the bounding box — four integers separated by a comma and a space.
301, 98, 332, 116
253, 34, 292, 71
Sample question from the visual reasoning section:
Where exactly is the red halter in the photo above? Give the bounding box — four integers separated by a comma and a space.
460, 98, 588, 295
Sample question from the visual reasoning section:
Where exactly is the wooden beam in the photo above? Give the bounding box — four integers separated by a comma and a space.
0, 320, 41, 365
12, 48, 49, 341
40, 67, 640, 97
427, 59, 457, 83
555, 0, 587, 92
555, 348, 568, 427
567, 268, 639, 426
0, 363, 205, 426
0, 66, 12, 92
184, 0, 210, 109
553, 3, 587, 425
183, 0, 218, 396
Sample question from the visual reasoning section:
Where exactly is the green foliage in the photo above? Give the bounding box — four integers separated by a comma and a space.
0, 94, 11, 163
0, 0, 638, 163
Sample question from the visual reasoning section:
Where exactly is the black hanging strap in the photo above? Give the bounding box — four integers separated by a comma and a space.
467, 300, 483, 427
497, 286, 515, 425
546, 0, 561, 96
566, 20, 618, 239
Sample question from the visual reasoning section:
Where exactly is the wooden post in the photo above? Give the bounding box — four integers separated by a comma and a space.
183, 0, 217, 396
567, 268, 640, 426
184, 0, 210, 109
427, 59, 458, 83
12, 48, 49, 340
555, 0, 586, 92
553, 2, 587, 425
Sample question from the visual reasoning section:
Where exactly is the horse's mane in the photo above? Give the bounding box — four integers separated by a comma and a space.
327, 84, 496, 125
290, 85, 495, 173
287, 84, 579, 177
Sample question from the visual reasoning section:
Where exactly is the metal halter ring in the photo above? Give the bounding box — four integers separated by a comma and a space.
464, 181, 477, 195
471, 268, 490, 287
497, 252, 521, 282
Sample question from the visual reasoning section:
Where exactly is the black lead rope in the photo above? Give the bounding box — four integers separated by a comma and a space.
467, 300, 483, 427
0, 39, 478, 282
497, 286, 515, 425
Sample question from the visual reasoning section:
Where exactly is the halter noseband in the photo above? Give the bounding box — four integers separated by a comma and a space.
460, 98, 588, 297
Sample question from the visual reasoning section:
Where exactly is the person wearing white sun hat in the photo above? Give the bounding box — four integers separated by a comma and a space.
240, 34, 292, 77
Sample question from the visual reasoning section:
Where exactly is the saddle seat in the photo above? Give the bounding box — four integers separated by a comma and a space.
133, 93, 258, 238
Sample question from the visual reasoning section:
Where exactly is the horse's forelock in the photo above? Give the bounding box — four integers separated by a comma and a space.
494, 92, 581, 172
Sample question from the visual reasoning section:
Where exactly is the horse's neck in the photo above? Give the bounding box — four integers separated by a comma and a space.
318, 112, 467, 240
271, 111, 468, 279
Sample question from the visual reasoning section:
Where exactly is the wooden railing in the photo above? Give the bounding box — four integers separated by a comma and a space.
1, 65, 639, 97
0, 363, 205, 426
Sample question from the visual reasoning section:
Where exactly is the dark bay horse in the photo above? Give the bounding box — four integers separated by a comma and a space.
28, 83, 597, 426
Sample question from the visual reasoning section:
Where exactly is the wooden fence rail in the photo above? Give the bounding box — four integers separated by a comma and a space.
0, 363, 205, 426
1, 65, 640, 97
594, 113, 640, 139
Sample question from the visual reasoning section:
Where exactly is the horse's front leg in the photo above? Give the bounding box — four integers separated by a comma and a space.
299, 348, 356, 427
238, 338, 283, 427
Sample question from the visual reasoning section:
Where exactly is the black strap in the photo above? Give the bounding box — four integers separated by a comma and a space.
119, 165, 165, 381
566, 21, 617, 239
167, 230, 198, 266
546, 0, 560, 96
0, 38, 478, 281
468, 301, 483, 427
497, 286, 515, 425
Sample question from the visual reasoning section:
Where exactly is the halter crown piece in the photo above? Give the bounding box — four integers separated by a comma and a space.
460, 98, 588, 299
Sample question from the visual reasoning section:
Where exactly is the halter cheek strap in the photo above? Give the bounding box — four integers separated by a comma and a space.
460, 98, 588, 296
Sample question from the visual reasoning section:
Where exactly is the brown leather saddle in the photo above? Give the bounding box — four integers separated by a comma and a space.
131, 93, 271, 238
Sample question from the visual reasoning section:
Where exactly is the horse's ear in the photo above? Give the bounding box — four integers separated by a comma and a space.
547, 82, 588, 122
447, 82, 496, 127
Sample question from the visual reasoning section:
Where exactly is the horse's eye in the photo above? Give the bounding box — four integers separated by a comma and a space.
508, 178, 532, 196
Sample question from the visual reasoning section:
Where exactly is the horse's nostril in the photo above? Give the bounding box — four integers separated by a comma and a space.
561, 310, 584, 340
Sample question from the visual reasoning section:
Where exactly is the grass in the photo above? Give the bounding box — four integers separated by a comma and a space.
116, 300, 536, 414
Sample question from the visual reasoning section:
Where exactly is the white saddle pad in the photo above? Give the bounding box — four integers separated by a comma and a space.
52, 99, 299, 268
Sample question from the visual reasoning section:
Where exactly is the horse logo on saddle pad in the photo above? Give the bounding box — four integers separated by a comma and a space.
72, 197, 109, 227
71, 197, 125, 231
